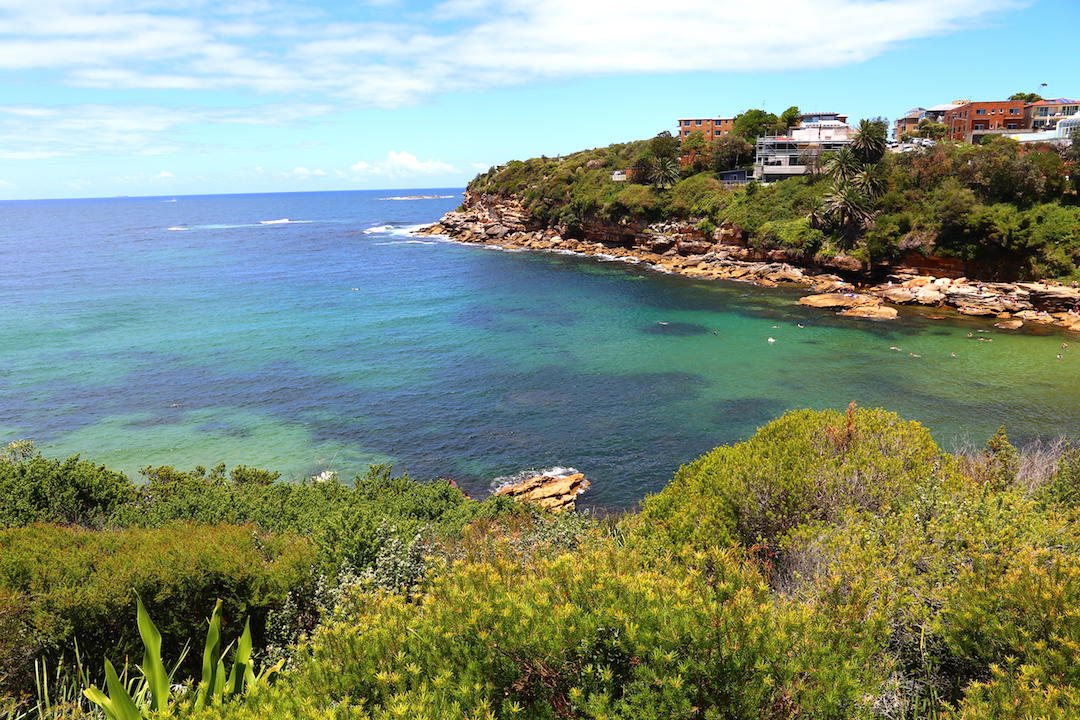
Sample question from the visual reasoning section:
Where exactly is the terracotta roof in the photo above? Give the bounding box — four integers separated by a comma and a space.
1026, 98, 1079, 106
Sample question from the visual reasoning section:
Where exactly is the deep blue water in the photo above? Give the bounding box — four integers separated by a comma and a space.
1, 189, 1077, 508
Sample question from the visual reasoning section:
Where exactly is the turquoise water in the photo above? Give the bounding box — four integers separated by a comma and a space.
1, 190, 1077, 508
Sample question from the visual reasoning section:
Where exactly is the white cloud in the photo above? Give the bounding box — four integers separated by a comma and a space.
0, 0, 1024, 107
0, 103, 334, 159
284, 166, 327, 179
154, 170, 175, 178
349, 150, 457, 177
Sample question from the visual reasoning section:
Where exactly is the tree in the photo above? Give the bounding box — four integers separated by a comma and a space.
819, 182, 874, 246
779, 106, 801, 131
850, 118, 888, 164
731, 109, 782, 140
1009, 92, 1043, 103
648, 131, 680, 162
649, 156, 681, 189
630, 150, 656, 184
680, 131, 710, 173
917, 118, 948, 140
711, 134, 754, 171
822, 147, 862, 184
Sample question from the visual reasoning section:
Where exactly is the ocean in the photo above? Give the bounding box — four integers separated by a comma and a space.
1, 189, 1077, 508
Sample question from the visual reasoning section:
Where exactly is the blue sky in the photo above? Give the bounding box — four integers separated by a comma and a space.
0, 0, 1076, 199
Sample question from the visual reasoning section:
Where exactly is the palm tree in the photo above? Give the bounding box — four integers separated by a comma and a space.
850, 119, 888, 164
650, 156, 681, 189
820, 182, 874, 247
852, 166, 888, 200
823, 147, 862, 184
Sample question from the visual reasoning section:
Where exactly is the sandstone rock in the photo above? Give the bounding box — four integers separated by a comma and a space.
914, 288, 946, 305
798, 293, 880, 309
756, 278, 778, 287
840, 305, 898, 320
676, 238, 715, 256
957, 306, 998, 316
494, 472, 590, 512
881, 287, 917, 303
994, 319, 1024, 330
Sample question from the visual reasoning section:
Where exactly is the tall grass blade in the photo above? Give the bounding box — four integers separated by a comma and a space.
135, 595, 169, 712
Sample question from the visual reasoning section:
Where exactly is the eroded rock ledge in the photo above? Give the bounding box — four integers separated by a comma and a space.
421, 192, 1080, 333
494, 472, 590, 512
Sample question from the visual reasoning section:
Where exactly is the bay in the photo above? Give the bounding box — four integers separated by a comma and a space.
1, 189, 1077, 508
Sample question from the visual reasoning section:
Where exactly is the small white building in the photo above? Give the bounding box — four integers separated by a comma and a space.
611, 170, 628, 182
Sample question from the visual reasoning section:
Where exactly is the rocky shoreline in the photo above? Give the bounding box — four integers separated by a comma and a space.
420, 192, 1080, 333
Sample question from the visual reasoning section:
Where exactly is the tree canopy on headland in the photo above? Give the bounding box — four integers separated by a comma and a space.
469, 128, 1080, 281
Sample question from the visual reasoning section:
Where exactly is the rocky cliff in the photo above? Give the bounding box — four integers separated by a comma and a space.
423, 192, 1080, 333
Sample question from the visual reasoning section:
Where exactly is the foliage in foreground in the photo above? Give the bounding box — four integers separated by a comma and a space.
4, 408, 1079, 720
175, 408, 1080, 720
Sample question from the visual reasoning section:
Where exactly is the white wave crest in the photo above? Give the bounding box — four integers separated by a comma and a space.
374, 240, 440, 246
258, 218, 313, 225
379, 195, 457, 201
166, 226, 188, 231
489, 466, 582, 493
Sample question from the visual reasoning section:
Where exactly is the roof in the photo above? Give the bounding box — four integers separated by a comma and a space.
927, 103, 963, 111
1026, 98, 1079, 106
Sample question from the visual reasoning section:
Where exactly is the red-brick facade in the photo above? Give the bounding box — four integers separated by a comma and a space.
943, 101, 1027, 141
677, 118, 734, 139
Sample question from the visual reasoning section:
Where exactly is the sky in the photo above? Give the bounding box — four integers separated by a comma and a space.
0, 0, 1077, 199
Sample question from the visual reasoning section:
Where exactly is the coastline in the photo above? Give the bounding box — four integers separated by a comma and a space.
421, 192, 1080, 334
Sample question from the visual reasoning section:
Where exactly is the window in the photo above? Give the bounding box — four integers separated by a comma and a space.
696, 120, 702, 125
1009, 108, 1020, 115
973, 123, 986, 130
1007, 123, 1018, 129
975, 108, 986, 115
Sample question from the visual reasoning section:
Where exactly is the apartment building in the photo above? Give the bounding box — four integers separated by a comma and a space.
1026, 98, 1080, 131
943, 100, 1028, 142
894, 108, 925, 139
677, 117, 735, 139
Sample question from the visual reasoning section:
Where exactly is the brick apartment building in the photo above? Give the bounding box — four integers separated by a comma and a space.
943, 100, 1028, 142
677, 117, 734, 139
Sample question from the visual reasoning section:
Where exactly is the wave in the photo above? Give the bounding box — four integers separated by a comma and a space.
373, 240, 441, 246
489, 466, 582, 493
363, 223, 435, 237
258, 218, 312, 225
166, 226, 188, 231
379, 195, 457, 201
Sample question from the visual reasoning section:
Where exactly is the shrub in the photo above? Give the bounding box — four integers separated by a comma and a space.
189, 544, 885, 720
0, 449, 135, 529
630, 405, 943, 549
0, 523, 315, 698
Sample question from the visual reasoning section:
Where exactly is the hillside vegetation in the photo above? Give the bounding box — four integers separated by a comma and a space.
469, 131, 1080, 281
2, 407, 1079, 720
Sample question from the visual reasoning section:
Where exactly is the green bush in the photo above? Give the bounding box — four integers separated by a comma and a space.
188, 544, 885, 720
0, 450, 135, 529
0, 523, 315, 699
630, 406, 943, 549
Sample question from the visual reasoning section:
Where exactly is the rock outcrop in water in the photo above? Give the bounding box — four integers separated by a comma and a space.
422, 192, 1080, 333
494, 472, 590, 512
